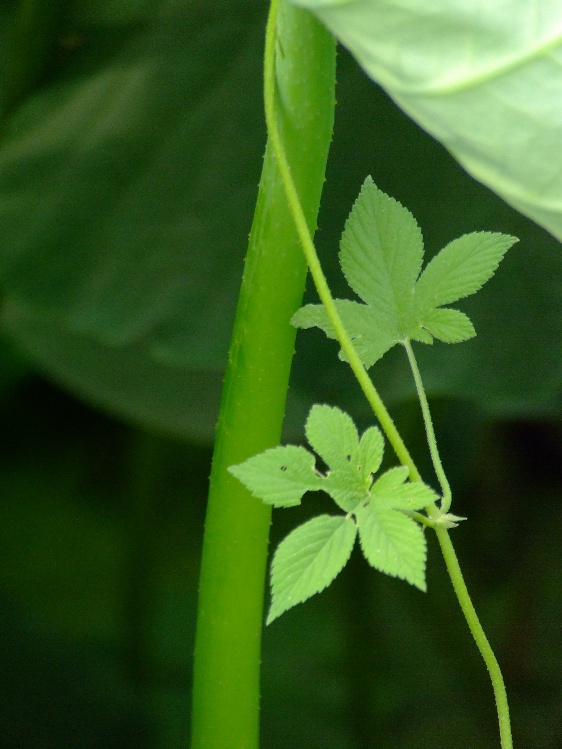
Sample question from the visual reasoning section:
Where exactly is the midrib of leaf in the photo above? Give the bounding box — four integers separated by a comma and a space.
406, 31, 562, 98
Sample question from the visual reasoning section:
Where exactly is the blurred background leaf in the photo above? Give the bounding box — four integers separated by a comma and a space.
0, 1, 560, 748
0, 0, 559, 440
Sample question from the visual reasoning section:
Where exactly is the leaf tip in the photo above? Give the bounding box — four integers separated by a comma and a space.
265, 607, 281, 626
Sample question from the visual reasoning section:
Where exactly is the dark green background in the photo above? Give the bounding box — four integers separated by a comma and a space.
0, 1, 560, 747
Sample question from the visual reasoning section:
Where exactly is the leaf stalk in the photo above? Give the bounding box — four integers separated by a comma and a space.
191, 4, 336, 747
403, 338, 452, 512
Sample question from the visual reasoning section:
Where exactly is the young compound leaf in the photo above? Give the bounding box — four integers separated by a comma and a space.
228, 445, 322, 508
267, 514, 357, 624
421, 307, 476, 344
340, 176, 423, 322
292, 180, 517, 370
355, 503, 426, 591
414, 231, 519, 317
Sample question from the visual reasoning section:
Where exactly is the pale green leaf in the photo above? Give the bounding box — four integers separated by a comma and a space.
228, 445, 321, 508
355, 503, 426, 591
323, 470, 370, 513
305, 404, 366, 512
305, 404, 359, 470
374, 480, 439, 512
292, 299, 399, 368
293, 183, 514, 374
291, 303, 332, 333
267, 514, 357, 624
408, 327, 434, 344
414, 232, 518, 315
340, 176, 423, 320
369, 468, 438, 511
357, 425, 385, 477
368, 466, 409, 494
305, 405, 386, 512
421, 307, 476, 344
286, 0, 562, 244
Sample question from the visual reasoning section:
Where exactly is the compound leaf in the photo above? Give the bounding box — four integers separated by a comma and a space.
293, 179, 517, 371
232, 402, 435, 603
355, 503, 426, 591
267, 514, 357, 624
228, 445, 321, 508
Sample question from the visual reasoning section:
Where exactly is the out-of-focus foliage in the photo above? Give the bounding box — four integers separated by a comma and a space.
0, 0, 560, 441
0, 374, 561, 748
0, 4, 560, 745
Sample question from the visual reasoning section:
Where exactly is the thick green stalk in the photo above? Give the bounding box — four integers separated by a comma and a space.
191, 6, 336, 749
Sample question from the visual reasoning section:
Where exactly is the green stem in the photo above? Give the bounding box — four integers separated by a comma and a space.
435, 527, 513, 749
264, 0, 421, 483
191, 5, 336, 748
405, 338, 512, 745
265, 5, 512, 747
403, 339, 452, 512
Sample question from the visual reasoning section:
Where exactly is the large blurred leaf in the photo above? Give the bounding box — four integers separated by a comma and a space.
0, 0, 265, 366
0, 0, 560, 441
1, 298, 225, 441
0, 0, 268, 438
289, 0, 562, 245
